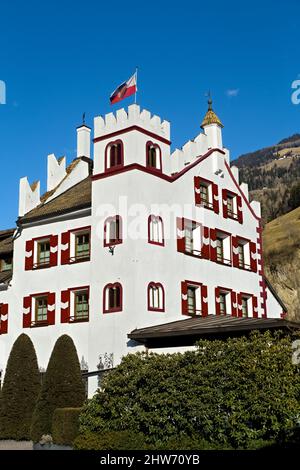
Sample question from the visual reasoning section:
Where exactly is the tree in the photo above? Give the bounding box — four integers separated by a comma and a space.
288, 182, 300, 210
78, 331, 300, 449
30, 335, 85, 443
0, 334, 40, 440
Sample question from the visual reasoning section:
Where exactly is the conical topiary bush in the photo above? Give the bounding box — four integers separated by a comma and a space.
0, 334, 40, 440
30, 334, 85, 443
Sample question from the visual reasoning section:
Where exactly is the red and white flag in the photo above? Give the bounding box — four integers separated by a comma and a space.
110, 72, 137, 105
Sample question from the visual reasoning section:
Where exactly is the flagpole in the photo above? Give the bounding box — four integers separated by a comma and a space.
134, 66, 138, 104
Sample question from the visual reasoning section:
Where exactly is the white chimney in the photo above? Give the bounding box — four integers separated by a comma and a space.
77, 124, 91, 159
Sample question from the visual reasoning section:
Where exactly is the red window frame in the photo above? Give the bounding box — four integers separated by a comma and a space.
61, 226, 91, 265
176, 218, 203, 258
147, 282, 165, 312
194, 176, 219, 213
148, 215, 164, 246
103, 282, 123, 313
181, 280, 208, 317
146, 141, 162, 172
25, 235, 59, 271
105, 140, 124, 172
60, 286, 90, 324
104, 216, 123, 247
23, 292, 56, 328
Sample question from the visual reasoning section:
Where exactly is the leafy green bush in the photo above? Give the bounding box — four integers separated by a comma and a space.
0, 334, 40, 440
31, 335, 85, 443
52, 408, 82, 445
74, 430, 148, 450
78, 330, 300, 449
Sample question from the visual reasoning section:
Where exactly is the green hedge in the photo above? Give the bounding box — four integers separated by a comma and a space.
31, 335, 86, 443
77, 330, 300, 449
74, 430, 148, 450
74, 431, 229, 450
52, 408, 82, 446
0, 334, 40, 440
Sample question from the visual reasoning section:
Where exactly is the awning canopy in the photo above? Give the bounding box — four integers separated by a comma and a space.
128, 315, 300, 348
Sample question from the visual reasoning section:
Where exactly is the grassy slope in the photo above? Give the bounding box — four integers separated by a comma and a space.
263, 207, 300, 320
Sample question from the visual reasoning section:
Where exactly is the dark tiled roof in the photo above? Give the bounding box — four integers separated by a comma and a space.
128, 315, 300, 347
19, 176, 92, 224
0, 229, 14, 256
0, 270, 12, 285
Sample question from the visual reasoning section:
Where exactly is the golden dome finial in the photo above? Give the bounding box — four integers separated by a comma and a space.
201, 94, 223, 129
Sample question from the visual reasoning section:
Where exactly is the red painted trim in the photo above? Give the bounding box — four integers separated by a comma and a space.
93, 148, 225, 182
225, 160, 260, 221
182, 280, 204, 317
148, 215, 165, 246
218, 286, 233, 293
105, 139, 124, 172
69, 285, 90, 293
146, 141, 162, 172
147, 282, 165, 312
62, 226, 91, 265
104, 216, 123, 247
94, 125, 171, 146
103, 282, 123, 313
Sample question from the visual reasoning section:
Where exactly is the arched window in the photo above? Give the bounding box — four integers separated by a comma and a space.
148, 215, 164, 246
103, 283, 123, 313
148, 282, 165, 311
105, 140, 124, 171
146, 142, 162, 172
104, 216, 122, 247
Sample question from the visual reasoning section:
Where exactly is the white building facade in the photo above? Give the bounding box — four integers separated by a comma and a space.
0, 100, 286, 395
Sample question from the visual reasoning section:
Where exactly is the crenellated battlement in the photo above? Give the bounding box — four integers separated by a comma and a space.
94, 104, 170, 140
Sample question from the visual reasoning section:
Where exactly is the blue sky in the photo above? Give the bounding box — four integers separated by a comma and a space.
0, 0, 299, 229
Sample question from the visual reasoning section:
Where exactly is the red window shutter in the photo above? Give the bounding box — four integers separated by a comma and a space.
61, 290, 70, 323
237, 293, 243, 317
252, 295, 258, 318
212, 183, 219, 214
181, 281, 188, 315
61, 232, 70, 265
222, 189, 228, 218
209, 228, 217, 262
201, 226, 210, 259
232, 236, 239, 268
176, 218, 185, 253
201, 285, 208, 317
0, 304, 8, 334
25, 240, 34, 270
215, 287, 221, 315
194, 176, 201, 205
50, 235, 58, 267
47, 292, 56, 325
250, 242, 257, 272
23, 296, 32, 328
231, 291, 237, 317
237, 195, 243, 224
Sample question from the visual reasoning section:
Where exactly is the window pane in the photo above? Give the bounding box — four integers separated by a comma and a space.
216, 238, 224, 261
36, 297, 48, 322
238, 244, 245, 267
75, 291, 89, 319
200, 185, 208, 203
220, 293, 227, 315
75, 232, 90, 259
108, 286, 121, 310
242, 297, 248, 317
38, 241, 50, 265
187, 287, 196, 314
185, 227, 193, 253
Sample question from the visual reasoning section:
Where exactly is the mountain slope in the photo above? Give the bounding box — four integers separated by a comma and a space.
234, 134, 300, 223
263, 206, 300, 320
